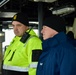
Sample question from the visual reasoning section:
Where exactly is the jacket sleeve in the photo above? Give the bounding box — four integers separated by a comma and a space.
26, 36, 42, 75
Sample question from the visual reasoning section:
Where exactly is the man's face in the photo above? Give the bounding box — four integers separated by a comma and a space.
12, 21, 28, 37
41, 26, 58, 40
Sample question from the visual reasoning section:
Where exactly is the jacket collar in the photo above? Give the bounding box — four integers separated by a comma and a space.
42, 32, 67, 49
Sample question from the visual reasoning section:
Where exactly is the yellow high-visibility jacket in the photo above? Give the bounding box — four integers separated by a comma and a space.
3, 29, 42, 75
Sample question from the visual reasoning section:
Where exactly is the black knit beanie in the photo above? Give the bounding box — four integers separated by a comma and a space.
43, 15, 66, 32
12, 12, 29, 26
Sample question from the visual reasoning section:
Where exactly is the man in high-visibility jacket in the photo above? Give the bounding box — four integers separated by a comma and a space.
2, 12, 42, 75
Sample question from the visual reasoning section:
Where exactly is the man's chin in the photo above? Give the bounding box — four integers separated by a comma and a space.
15, 34, 21, 37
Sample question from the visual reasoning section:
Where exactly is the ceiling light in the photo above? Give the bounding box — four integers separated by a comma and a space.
50, 5, 75, 16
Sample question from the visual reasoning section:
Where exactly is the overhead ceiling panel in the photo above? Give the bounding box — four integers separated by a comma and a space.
0, 0, 76, 26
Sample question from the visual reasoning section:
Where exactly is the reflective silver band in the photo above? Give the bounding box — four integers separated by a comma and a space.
30, 63, 37, 68
3, 65, 29, 72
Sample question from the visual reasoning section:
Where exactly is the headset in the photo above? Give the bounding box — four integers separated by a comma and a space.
20, 28, 32, 43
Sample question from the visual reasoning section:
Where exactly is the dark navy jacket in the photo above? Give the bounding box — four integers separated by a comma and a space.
36, 32, 76, 75
67, 36, 76, 48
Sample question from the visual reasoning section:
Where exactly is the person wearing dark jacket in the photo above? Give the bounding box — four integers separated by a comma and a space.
36, 15, 76, 75
67, 31, 76, 48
